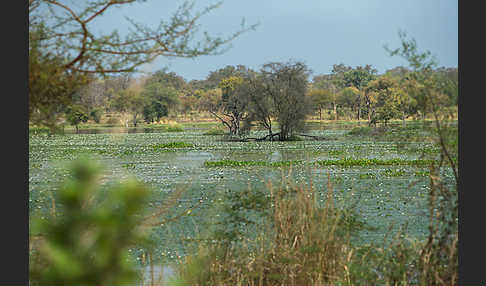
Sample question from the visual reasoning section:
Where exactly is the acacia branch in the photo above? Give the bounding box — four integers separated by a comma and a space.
85, 1, 129, 23
209, 110, 232, 130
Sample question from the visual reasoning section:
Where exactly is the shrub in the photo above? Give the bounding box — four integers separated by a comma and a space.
89, 108, 103, 124
29, 159, 149, 286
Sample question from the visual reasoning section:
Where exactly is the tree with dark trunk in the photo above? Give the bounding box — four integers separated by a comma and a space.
259, 61, 312, 141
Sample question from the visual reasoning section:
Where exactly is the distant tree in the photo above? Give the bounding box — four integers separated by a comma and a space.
146, 69, 188, 91
65, 105, 89, 133
384, 66, 410, 79
365, 76, 404, 126
111, 88, 145, 127
434, 68, 458, 107
340, 65, 377, 120
307, 88, 332, 120
339, 87, 361, 116
313, 71, 344, 120
72, 79, 109, 115
242, 74, 276, 139
331, 63, 353, 75
197, 89, 222, 113
89, 108, 103, 124
179, 95, 198, 117
259, 61, 312, 141
141, 83, 179, 123
210, 76, 250, 136
203, 65, 250, 90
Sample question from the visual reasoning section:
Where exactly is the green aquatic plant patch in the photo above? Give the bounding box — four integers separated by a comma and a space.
167, 125, 184, 132
382, 168, 406, 177
204, 160, 304, 168
314, 158, 436, 167
152, 142, 194, 150
205, 158, 436, 168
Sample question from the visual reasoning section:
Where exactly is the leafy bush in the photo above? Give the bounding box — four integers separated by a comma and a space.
29, 159, 149, 286
89, 108, 103, 124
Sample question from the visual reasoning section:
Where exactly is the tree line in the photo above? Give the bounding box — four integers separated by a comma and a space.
50, 60, 457, 139
29, 1, 456, 139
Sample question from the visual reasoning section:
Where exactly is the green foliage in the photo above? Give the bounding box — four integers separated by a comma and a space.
142, 84, 180, 123
315, 158, 436, 167
204, 160, 304, 168
260, 61, 313, 140
339, 86, 361, 110
65, 105, 89, 132
89, 108, 103, 124
365, 76, 401, 124
204, 160, 267, 167
147, 69, 188, 91
307, 88, 337, 119
29, 159, 149, 286
219, 76, 244, 101
152, 142, 194, 150
382, 168, 406, 177
29, 25, 90, 131
341, 65, 377, 90
214, 72, 254, 136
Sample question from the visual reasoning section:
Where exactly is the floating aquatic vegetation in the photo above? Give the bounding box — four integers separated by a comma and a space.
152, 142, 194, 150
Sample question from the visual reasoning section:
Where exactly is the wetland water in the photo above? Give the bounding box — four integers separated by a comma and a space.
29, 122, 454, 265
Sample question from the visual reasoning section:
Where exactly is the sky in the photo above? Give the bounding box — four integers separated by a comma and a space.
93, 0, 458, 81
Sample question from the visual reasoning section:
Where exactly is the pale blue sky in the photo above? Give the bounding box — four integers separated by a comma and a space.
93, 0, 458, 80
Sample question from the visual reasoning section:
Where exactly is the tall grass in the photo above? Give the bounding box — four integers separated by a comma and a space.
171, 175, 360, 286
170, 166, 457, 286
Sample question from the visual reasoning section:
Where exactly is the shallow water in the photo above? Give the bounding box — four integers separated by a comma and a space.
139, 265, 175, 285
29, 122, 454, 264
